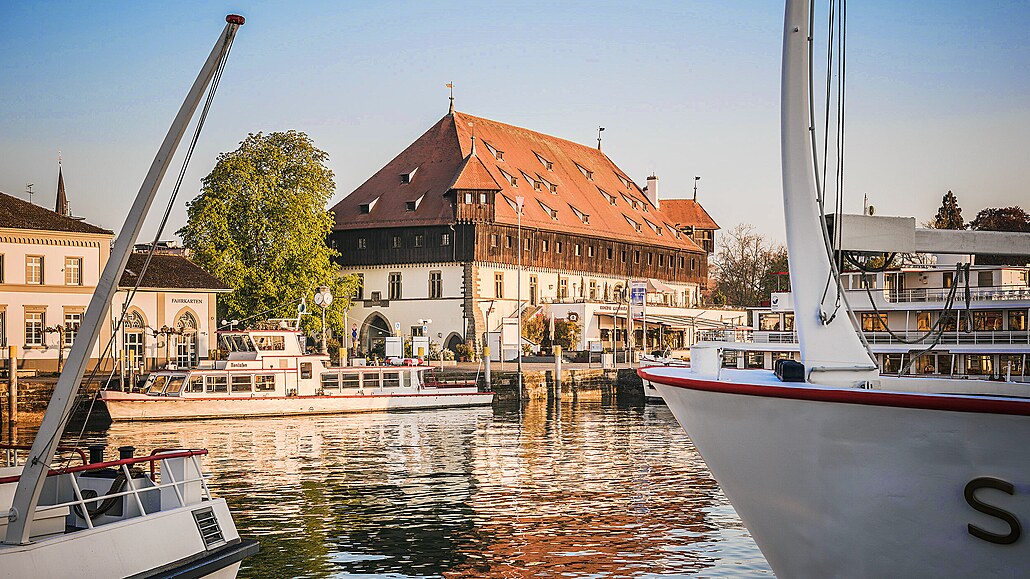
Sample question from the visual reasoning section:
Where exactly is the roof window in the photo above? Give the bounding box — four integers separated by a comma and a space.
624, 214, 642, 233
482, 141, 503, 161
598, 187, 617, 205
644, 219, 662, 235
503, 195, 523, 215
499, 169, 518, 187
616, 173, 631, 189
535, 152, 554, 171
569, 204, 590, 224
575, 163, 594, 180
400, 166, 419, 184
405, 194, 425, 212
537, 200, 559, 220
359, 197, 379, 214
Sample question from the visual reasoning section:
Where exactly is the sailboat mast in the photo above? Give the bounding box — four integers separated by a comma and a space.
780, 0, 876, 385
4, 15, 244, 545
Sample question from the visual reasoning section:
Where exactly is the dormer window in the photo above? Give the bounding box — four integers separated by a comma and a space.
644, 219, 662, 235
550, 183, 558, 193
405, 201, 416, 211
537, 200, 558, 220
575, 163, 593, 180
569, 204, 590, 224
359, 197, 379, 214
533, 180, 542, 191
499, 169, 518, 187
616, 173, 631, 189
502, 195, 523, 214
400, 166, 418, 184
598, 187, 617, 205
482, 140, 503, 161
624, 214, 642, 233
535, 152, 554, 171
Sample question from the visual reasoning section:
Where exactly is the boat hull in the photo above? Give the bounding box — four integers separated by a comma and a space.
642, 366, 1030, 578
100, 390, 494, 421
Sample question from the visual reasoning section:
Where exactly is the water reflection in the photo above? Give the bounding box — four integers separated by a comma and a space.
43, 401, 770, 577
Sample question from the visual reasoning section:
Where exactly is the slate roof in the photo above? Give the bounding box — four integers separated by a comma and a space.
660, 199, 720, 231
332, 111, 710, 253
0, 190, 112, 235
118, 253, 230, 291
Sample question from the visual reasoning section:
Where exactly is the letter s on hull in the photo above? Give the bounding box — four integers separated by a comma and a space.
965, 477, 1021, 545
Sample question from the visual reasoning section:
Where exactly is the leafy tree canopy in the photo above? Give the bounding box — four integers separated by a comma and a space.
930, 190, 965, 230
967, 205, 1030, 266
178, 131, 357, 336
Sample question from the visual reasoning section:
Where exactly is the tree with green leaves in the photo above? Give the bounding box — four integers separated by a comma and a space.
967, 206, 1030, 265
179, 131, 357, 338
929, 190, 965, 229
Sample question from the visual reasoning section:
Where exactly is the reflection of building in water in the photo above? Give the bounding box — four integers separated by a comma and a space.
78, 402, 754, 577
450, 401, 725, 576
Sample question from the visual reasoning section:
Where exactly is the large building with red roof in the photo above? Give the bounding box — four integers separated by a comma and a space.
330, 109, 729, 356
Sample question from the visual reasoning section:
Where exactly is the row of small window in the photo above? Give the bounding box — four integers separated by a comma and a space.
864, 310, 1028, 332
881, 354, 1025, 376
486, 234, 698, 268
0, 255, 83, 285
146, 374, 278, 396
320, 371, 403, 390
356, 233, 450, 251
5, 310, 82, 347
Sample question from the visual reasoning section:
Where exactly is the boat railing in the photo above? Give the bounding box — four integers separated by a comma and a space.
879, 285, 1030, 304
0, 447, 212, 531
864, 330, 1030, 345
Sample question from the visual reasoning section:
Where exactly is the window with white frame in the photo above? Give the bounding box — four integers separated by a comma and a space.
25, 309, 45, 346
64, 311, 82, 347
26, 256, 43, 285
65, 257, 82, 286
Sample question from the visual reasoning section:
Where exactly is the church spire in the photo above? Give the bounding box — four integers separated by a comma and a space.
55, 156, 69, 217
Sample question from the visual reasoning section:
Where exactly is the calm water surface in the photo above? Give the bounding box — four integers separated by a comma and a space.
44, 399, 770, 577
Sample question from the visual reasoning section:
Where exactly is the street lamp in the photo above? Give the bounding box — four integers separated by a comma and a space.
314, 286, 333, 355
515, 195, 525, 403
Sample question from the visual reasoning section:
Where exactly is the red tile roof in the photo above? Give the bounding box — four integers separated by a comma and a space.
332, 111, 709, 253
660, 199, 720, 231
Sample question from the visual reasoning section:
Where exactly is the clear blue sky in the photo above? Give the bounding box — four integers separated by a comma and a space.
2, 1, 1027, 242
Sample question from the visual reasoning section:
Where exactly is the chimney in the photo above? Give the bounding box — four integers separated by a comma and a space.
644, 174, 659, 209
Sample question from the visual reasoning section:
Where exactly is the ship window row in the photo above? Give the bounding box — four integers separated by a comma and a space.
320, 371, 405, 390
355, 231, 450, 251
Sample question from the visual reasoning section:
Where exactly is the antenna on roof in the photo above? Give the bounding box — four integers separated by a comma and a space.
469, 121, 476, 156
25, 183, 34, 205
446, 81, 455, 115
693, 175, 701, 200
597, 126, 605, 151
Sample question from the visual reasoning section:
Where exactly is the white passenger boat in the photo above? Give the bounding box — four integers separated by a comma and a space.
99, 327, 493, 421
641, 1, 1030, 576
0, 15, 257, 577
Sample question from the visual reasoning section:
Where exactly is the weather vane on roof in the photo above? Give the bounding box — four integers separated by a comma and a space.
597, 126, 605, 151
447, 82, 455, 114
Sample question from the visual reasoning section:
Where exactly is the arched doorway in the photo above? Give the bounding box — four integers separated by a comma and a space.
175, 310, 198, 368
445, 333, 464, 353
362, 313, 391, 357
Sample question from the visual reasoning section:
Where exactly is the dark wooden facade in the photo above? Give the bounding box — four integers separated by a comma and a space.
330, 222, 707, 285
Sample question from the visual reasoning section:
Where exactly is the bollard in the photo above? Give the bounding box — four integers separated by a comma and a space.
553, 345, 562, 399
8, 346, 17, 423
484, 345, 491, 389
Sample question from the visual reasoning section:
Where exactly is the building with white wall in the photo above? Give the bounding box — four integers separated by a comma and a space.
330, 107, 734, 358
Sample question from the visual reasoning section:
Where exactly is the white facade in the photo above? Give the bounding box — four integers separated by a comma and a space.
1, 226, 221, 375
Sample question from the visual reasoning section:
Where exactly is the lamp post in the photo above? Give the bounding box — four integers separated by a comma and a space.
515, 195, 524, 403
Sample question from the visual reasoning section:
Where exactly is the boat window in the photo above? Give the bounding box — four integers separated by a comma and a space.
301, 362, 312, 380
253, 335, 286, 351
206, 375, 228, 393
146, 375, 168, 395
745, 352, 764, 369
220, 334, 255, 352
341, 373, 361, 389
965, 354, 994, 376
187, 376, 204, 393
365, 372, 381, 389
1010, 310, 1027, 331
782, 313, 795, 331
758, 313, 780, 331
860, 313, 888, 332
1000, 355, 1024, 375
255, 374, 276, 392
383, 372, 401, 388
321, 373, 341, 390
882, 354, 905, 374
722, 350, 739, 368
165, 376, 185, 396
231, 375, 253, 393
